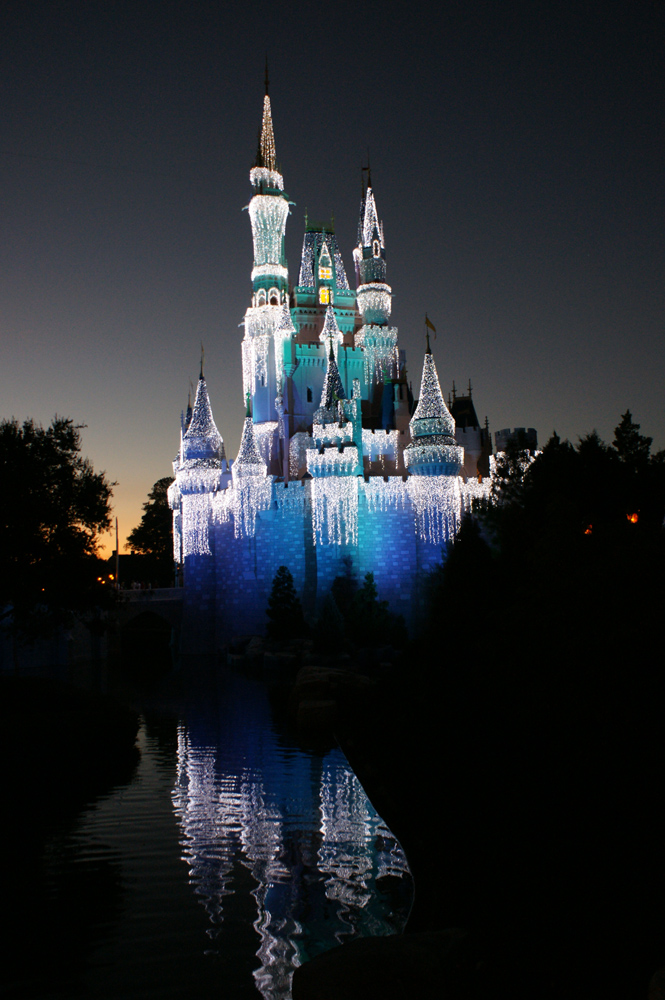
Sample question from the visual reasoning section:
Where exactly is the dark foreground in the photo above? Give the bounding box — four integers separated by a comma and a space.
292, 639, 665, 999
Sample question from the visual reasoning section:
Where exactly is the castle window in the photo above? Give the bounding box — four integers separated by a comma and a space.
257, 288, 267, 306
373, 239, 381, 258
269, 287, 279, 305
307, 387, 313, 403
318, 265, 332, 280
319, 287, 331, 305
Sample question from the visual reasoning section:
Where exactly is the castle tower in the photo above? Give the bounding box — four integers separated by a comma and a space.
169, 369, 227, 565
405, 342, 463, 476
353, 178, 400, 407
242, 77, 291, 448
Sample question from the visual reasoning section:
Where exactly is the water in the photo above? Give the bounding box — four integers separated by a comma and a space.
13, 671, 412, 999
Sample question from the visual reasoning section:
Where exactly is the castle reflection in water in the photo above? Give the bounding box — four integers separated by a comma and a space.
171, 696, 413, 999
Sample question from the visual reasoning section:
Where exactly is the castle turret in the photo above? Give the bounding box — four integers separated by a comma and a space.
243, 76, 291, 431
180, 371, 225, 469
353, 178, 399, 398
169, 368, 227, 564
232, 395, 272, 537
405, 343, 463, 476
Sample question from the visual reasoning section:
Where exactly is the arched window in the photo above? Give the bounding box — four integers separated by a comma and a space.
319, 287, 331, 305
306, 387, 313, 403
372, 239, 381, 258
269, 287, 279, 305
257, 288, 267, 306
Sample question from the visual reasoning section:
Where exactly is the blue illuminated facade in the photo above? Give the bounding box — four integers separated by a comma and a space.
168, 87, 490, 651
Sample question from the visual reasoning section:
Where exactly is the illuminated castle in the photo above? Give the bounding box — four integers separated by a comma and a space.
168, 85, 490, 651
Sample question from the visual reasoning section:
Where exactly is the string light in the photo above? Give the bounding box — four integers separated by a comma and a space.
273, 303, 295, 395
297, 231, 351, 290
460, 477, 491, 514
360, 188, 384, 249
254, 421, 279, 464
311, 474, 358, 546
355, 326, 398, 384
249, 166, 284, 192
312, 421, 354, 449
249, 196, 289, 269
407, 475, 461, 544
274, 480, 306, 516
319, 304, 344, 357
363, 477, 408, 513
362, 428, 400, 463
182, 494, 213, 556
356, 284, 392, 323
258, 95, 276, 171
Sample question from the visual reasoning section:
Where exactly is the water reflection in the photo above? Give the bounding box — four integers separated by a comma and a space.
172, 675, 412, 999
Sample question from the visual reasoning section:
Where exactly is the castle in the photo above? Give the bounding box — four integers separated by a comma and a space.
168, 85, 494, 652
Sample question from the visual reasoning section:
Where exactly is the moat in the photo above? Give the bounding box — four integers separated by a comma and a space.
8, 670, 413, 1000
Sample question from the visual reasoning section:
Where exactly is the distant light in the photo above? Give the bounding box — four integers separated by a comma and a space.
627, 512, 639, 524
584, 525, 593, 535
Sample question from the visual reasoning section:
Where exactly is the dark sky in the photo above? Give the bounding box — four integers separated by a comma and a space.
1, 0, 663, 554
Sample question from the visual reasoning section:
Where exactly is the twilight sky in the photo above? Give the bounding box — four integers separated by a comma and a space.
1, 1, 663, 556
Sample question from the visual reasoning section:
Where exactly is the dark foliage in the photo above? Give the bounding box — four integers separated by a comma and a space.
313, 592, 346, 653
412, 412, 665, 994
126, 476, 174, 586
330, 555, 358, 619
335, 569, 407, 649
0, 417, 114, 630
266, 565, 306, 642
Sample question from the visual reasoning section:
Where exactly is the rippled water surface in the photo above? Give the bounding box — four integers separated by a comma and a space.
13, 672, 412, 999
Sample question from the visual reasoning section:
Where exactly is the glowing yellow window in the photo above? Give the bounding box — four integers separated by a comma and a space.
319, 266, 332, 280
319, 287, 331, 304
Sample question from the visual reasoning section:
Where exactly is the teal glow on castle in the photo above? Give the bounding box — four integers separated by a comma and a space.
168, 85, 492, 650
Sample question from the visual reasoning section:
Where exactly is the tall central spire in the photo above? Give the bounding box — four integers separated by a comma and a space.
258, 94, 276, 171
255, 64, 276, 172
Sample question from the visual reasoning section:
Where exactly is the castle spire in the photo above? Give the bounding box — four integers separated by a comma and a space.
233, 411, 266, 476
256, 88, 276, 171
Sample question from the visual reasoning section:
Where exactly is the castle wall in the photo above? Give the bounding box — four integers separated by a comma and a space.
180, 478, 451, 650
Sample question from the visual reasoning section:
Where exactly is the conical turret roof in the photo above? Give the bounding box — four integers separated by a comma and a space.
182, 376, 225, 463
410, 350, 456, 442
233, 415, 267, 478
360, 188, 383, 249
405, 348, 463, 476
319, 303, 342, 347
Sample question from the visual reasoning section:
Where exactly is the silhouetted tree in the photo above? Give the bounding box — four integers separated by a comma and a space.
126, 476, 174, 585
266, 566, 305, 642
0, 416, 114, 629
613, 409, 652, 470
314, 591, 345, 653
331, 555, 358, 618
346, 572, 407, 648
